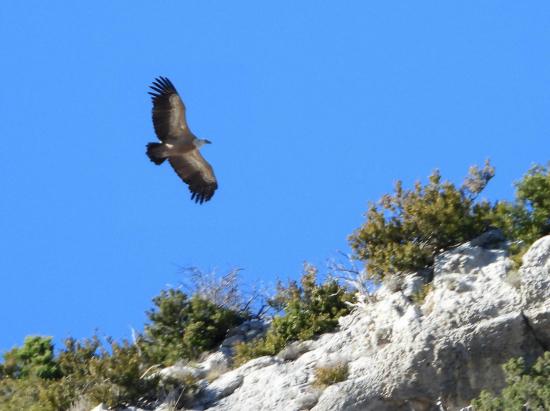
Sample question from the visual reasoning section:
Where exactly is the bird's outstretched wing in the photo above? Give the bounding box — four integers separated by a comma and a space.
148, 77, 188, 142
169, 150, 218, 204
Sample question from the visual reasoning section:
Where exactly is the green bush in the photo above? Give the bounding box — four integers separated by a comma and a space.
0, 376, 70, 411
142, 289, 248, 365
85, 339, 161, 408
349, 162, 550, 281
233, 336, 279, 366
2, 336, 61, 380
235, 265, 354, 365
269, 265, 354, 342
56, 337, 100, 384
349, 161, 496, 280
0, 336, 160, 410
471, 352, 550, 410
499, 164, 550, 254
0, 285, 249, 409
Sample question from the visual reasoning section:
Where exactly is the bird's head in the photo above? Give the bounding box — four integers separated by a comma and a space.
194, 138, 212, 148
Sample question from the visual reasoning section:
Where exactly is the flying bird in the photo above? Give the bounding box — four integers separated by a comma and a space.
146, 76, 218, 204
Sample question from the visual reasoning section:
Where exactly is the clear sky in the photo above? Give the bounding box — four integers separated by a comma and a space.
0, 1, 548, 353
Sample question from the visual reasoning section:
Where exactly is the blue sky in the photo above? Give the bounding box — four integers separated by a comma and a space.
0, 1, 548, 352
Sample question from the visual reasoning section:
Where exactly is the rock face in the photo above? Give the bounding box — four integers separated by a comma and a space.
110, 234, 550, 411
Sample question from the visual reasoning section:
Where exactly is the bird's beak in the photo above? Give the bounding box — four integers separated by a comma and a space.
205, 139, 212, 144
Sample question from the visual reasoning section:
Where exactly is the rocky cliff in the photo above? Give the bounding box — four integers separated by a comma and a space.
94, 233, 550, 411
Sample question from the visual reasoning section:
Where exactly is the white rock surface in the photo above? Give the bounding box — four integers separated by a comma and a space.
106, 234, 549, 411
168, 234, 549, 411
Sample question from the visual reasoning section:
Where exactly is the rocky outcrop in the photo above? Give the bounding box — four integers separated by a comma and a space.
94, 234, 550, 411
208, 234, 549, 411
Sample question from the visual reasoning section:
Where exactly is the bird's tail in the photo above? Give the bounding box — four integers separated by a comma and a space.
146, 142, 167, 165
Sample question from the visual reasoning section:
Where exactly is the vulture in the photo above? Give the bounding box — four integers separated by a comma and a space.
146, 76, 218, 204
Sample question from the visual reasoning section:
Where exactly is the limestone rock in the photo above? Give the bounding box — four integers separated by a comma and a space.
277, 341, 313, 361
114, 234, 550, 411
199, 371, 244, 405
522, 235, 550, 269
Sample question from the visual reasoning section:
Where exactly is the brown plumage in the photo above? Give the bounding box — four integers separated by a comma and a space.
146, 77, 218, 204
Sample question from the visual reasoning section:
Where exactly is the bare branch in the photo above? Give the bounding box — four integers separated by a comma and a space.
327, 251, 376, 309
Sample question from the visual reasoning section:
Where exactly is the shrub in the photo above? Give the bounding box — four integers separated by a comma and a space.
142, 289, 248, 365
268, 265, 354, 342
0, 376, 70, 411
233, 332, 286, 366
349, 162, 550, 282
234, 265, 354, 365
349, 161, 496, 280
497, 163, 550, 256
313, 362, 349, 387
2, 336, 61, 380
0, 337, 160, 410
85, 339, 161, 408
0, 283, 251, 409
0, 274, 256, 409
471, 351, 550, 410
56, 337, 100, 383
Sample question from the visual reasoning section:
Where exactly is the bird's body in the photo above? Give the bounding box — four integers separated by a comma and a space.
146, 77, 218, 204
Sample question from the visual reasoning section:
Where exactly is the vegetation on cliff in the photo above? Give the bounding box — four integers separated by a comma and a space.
1, 162, 548, 409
